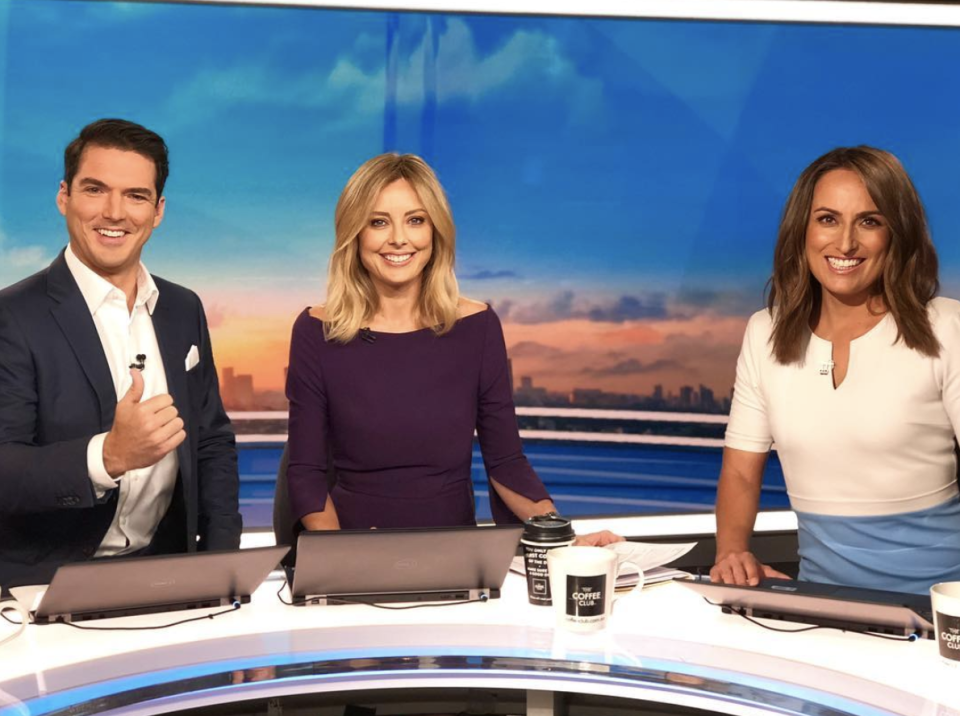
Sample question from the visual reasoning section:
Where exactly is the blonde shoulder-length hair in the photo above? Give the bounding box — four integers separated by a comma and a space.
323, 153, 460, 343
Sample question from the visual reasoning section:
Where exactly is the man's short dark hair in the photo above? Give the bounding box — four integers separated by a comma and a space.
63, 119, 169, 201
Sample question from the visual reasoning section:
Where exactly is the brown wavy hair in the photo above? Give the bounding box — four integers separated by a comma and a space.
767, 146, 940, 364
324, 153, 459, 343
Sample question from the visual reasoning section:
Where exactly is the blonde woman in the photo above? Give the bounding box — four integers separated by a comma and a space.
286, 154, 619, 539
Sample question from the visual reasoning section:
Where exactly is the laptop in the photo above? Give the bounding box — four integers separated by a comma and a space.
680, 576, 936, 639
29, 546, 289, 624
291, 525, 523, 605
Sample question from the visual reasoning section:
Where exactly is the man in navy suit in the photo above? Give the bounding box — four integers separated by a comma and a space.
0, 119, 241, 588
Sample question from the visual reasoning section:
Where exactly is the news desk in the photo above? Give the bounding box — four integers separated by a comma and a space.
1, 513, 957, 716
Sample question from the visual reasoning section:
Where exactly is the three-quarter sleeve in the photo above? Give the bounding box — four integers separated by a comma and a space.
285, 310, 331, 523
724, 311, 774, 453
476, 309, 552, 523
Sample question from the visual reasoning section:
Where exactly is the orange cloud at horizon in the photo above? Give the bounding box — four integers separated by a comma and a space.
208, 310, 751, 399
503, 315, 749, 397
502, 319, 664, 351
211, 314, 294, 392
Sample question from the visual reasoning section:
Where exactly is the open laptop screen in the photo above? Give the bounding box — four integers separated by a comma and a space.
292, 525, 523, 604
34, 546, 288, 623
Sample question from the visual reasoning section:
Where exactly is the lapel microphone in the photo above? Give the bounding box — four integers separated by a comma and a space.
359, 328, 377, 344
129, 354, 147, 371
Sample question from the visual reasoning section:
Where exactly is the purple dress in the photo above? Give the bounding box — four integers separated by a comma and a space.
285, 307, 551, 529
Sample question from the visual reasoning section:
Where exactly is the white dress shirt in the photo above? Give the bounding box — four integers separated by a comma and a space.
65, 245, 179, 556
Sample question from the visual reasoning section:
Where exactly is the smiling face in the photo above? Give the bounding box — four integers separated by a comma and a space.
805, 168, 890, 307
358, 178, 434, 296
57, 145, 165, 287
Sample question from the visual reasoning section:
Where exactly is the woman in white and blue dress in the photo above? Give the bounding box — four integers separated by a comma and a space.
711, 146, 960, 595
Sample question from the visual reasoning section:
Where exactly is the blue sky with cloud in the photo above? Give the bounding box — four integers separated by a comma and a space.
1, 1, 959, 394
2, 3, 959, 293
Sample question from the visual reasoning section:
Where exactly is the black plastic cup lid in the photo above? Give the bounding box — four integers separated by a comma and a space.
521, 513, 575, 544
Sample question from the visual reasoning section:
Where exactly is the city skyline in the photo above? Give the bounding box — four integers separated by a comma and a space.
212, 307, 749, 400
218, 357, 732, 414
219, 345, 733, 413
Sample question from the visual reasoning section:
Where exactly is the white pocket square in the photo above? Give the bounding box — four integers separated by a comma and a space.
185, 345, 200, 372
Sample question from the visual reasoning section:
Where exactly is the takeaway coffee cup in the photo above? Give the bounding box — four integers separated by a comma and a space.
547, 545, 643, 633
931, 581, 960, 667
521, 513, 576, 606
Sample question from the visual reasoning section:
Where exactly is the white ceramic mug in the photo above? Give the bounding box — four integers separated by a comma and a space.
547, 546, 643, 633
931, 581, 960, 667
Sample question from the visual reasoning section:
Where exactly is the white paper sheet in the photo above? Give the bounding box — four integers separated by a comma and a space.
511, 540, 697, 588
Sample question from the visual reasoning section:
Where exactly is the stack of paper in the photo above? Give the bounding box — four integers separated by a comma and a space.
607, 541, 696, 588
510, 540, 696, 589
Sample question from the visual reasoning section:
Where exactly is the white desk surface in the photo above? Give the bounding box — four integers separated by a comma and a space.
1, 512, 956, 716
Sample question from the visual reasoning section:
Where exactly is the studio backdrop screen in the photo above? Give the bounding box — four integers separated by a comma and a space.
1, 0, 958, 523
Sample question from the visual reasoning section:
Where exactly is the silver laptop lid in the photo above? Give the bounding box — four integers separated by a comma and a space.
35, 546, 288, 623
292, 525, 522, 603
680, 577, 935, 638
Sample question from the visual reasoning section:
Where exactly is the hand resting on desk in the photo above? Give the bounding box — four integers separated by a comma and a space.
574, 530, 624, 547
710, 550, 789, 586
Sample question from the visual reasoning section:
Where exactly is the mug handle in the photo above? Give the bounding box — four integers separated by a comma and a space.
0, 592, 29, 647
614, 559, 644, 596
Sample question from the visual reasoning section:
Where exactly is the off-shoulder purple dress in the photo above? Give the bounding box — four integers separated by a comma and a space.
285, 307, 551, 529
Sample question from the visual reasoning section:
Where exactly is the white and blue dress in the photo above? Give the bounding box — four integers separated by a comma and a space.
726, 297, 960, 594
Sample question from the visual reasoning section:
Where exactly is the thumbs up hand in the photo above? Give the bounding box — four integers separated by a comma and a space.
103, 368, 186, 477
122, 365, 146, 405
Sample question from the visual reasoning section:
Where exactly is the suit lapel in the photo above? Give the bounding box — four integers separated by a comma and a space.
151, 293, 193, 493
46, 252, 117, 428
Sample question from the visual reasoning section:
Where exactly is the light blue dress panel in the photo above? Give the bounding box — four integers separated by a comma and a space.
797, 496, 960, 594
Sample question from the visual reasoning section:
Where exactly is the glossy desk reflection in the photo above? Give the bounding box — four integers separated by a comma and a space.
0, 513, 956, 716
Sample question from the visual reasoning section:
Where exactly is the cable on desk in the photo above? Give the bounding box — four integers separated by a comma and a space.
1, 609, 21, 626
0, 602, 28, 646
57, 601, 242, 631
275, 577, 489, 610
702, 597, 920, 642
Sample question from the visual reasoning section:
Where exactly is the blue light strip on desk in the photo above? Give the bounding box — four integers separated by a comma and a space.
2, 644, 902, 716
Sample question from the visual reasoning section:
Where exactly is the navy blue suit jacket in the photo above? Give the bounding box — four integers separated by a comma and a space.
0, 251, 242, 587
